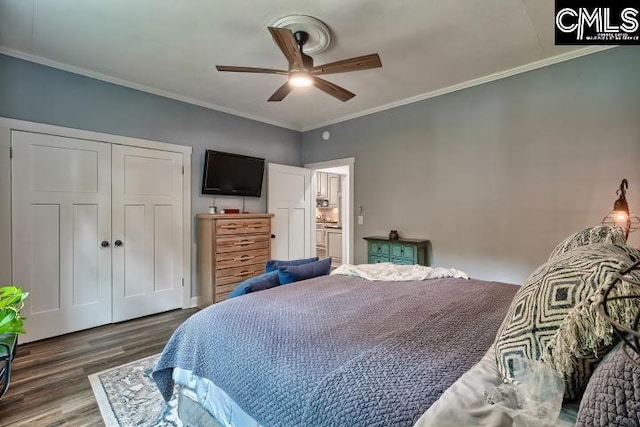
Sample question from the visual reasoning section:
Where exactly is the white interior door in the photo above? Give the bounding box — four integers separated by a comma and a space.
12, 131, 112, 342
112, 145, 183, 322
267, 163, 312, 260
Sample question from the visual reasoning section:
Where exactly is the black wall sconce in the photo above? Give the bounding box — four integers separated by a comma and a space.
601, 179, 640, 240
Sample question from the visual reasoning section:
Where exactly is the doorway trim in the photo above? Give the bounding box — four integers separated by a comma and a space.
304, 157, 355, 265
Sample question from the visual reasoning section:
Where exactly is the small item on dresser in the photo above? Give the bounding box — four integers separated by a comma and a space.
208, 205, 218, 214
224, 208, 240, 214
389, 230, 399, 240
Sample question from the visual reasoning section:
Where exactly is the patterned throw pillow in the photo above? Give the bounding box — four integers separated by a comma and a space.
576, 343, 640, 426
494, 243, 640, 400
548, 226, 626, 261
228, 271, 280, 298
265, 257, 319, 273
278, 257, 332, 284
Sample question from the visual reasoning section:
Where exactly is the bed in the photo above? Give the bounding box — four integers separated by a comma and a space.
153, 272, 521, 426
152, 225, 640, 427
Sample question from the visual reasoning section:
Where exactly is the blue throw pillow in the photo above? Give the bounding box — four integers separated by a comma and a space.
265, 257, 319, 273
278, 257, 332, 285
228, 271, 280, 298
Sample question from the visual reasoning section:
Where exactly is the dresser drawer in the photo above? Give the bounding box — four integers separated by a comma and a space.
390, 243, 415, 260
215, 277, 254, 302
215, 290, 232, 303
216, 264, 264, 286
390, 257, 415, 265
216, 281, 242, 296
216, 218, 271, 235
215, 248, 269, 269
368, 241, 390, 257
216, 234, 270, 253
369, 255, 390, 264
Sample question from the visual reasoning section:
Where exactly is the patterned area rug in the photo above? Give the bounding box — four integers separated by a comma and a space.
89, 354, 180, 427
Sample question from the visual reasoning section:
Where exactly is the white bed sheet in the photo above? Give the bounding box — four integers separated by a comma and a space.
174, 349, 579, 427
413, 346, 579, 427
172, 367, 262, 427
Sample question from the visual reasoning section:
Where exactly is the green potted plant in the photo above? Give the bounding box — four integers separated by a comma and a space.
0, 286, 28, 335
1, 286, 28, 398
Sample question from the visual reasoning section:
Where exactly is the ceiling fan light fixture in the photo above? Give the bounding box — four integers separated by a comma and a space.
271, 15, 332, 55
216, 24, 381, 102
289, 71, 313, 87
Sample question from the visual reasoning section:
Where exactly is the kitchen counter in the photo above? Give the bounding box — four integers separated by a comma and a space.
324, 224, 342, 229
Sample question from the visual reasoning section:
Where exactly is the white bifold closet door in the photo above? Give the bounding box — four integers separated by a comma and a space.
12, 131, 184, 342
111, 145, 183, 322
12, 131, 113, 342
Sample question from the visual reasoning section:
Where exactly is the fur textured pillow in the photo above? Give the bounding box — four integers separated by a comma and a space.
576, 343, 640, 426
548, 226, 626, 261
494, 243, 640, 400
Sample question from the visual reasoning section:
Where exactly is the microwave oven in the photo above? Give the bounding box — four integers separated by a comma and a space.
316, 199, 329, 207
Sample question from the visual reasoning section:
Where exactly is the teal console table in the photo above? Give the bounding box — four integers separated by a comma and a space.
363, 236, 429, 266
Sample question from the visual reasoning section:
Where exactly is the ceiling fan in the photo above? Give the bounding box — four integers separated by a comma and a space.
216, 27, 382, 102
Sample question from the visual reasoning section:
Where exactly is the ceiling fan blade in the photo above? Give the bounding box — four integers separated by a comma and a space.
312, 77, 355, 102
311, 54, 382, 75
268, 27, 304, 69
216, 65, 288, 75
268, 82, 293, 102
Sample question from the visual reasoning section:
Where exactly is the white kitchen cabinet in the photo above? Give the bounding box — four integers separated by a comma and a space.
317, 172, 328, 198
316, 229, 326, 246
325, 229, 342, 266
328, 174, 340, 207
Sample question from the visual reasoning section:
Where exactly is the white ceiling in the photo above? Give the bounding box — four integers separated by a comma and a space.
0, 0, 605, 131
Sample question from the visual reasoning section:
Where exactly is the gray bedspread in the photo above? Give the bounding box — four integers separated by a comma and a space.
153, 275, 517, 427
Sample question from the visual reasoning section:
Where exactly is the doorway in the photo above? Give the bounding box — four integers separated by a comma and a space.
304, 158, 354, 267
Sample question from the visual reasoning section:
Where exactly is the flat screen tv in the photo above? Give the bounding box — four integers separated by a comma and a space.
201, 150, 265, 197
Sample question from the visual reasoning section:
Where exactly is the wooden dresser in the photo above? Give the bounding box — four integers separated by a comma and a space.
197, 213, 273, 305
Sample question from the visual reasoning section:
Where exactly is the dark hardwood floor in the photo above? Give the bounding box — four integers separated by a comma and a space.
0, 308, 197, 426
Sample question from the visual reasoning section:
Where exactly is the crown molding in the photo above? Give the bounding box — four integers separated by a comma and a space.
301, 46, 616, 132
0, 47, 298, 131
1, 45, 616, 133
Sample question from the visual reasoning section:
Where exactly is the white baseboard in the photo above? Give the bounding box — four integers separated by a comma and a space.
190, 296, 200, 308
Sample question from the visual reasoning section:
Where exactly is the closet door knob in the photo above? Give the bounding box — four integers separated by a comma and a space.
101, 241, 110, 248
114, 240, 123, 247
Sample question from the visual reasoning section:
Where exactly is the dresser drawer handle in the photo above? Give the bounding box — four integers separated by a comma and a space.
237, 255, 255, 261
234, 270, 252, 277
234, 240, 252, 246
220, 223, 244, 229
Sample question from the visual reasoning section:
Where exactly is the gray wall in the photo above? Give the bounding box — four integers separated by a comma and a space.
3, 47, 640, 290
0, 54, 301, 295
302, 47, 640, 285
